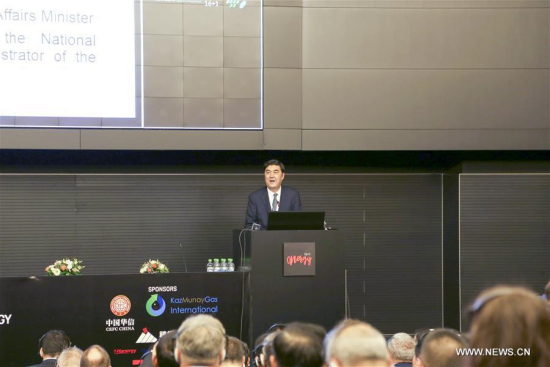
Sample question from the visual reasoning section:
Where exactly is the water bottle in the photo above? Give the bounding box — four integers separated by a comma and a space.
206, 259, 214, 272
228, 258, 235, 272
220, 258, 227, 272
213, 259, 220, 272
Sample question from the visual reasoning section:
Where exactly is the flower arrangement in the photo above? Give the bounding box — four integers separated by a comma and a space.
45, 258, 85, 276
140, 259, 169, 274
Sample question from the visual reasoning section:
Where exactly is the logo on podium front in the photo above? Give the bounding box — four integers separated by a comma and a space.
283, 242, 316, 276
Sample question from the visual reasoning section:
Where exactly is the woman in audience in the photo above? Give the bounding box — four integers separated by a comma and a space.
468, 285, 550, 367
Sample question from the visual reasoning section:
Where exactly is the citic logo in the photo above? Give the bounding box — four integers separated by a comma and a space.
110, 295, 132, 317
146, 294, 166, 317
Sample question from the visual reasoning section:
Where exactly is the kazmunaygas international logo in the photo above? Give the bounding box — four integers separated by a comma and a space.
169, 296, 219, 315
146, 294, 166, 317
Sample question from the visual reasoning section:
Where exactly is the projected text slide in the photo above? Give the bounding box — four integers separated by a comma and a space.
0, 0, 136, 118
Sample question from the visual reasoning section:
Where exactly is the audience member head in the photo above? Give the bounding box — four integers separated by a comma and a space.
412, 329, 433, 345
241, 339, 251, 367
253, 333, 269, 367
416, 329, 467, 367
175, 314, 226, 367
261, 332, 281, 367
39, 330, 71, 359
266, 323, 286, 333
153, 330, 178, 367
468, 285, 550, 367
387, 333, 414, 365
271, 322, 326, 367
326, 320, 389, 367
56, 347, 83, 367
81, 345, 111, 367
222, 336, 247, 367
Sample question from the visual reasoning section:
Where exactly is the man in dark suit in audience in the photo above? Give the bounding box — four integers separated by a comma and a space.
28, 330, 71, 367
245, 159, 301, 230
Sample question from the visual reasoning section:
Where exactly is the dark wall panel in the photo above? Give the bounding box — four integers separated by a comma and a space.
361, 176, 442, 333
443, 174, 460, 330
460, 174, 550, 330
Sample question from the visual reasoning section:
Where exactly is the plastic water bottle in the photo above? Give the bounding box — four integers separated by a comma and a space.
206, 259, 214, 272
228, 258, 235, 272
213, 259, 220, 272
220, 259, 227, 272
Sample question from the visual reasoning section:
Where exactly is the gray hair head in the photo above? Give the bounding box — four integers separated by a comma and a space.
176, 314, 226, 365
57, 346, 83, 367
387, 333, 415, 362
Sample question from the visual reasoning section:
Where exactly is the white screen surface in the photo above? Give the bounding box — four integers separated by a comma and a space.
0, 0, 136, 118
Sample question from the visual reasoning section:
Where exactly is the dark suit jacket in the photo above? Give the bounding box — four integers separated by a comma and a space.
245, 185, 301, 230
27, 359, 57, 367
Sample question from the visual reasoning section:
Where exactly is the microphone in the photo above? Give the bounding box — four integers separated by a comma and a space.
179, 243, 188, 273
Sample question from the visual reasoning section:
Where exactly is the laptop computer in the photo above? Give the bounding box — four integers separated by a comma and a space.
267, 211, 325, 230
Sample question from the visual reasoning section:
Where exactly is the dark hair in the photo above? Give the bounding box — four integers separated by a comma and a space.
253, 332, 269, 364
264, 160, 285, 173
39, 330, 70, 357
414, 329, 434, 358
261, 331, 280, 367
266, 323, 286, 333
156, 330, 178, 367
242, 339, 250, 364
420, 329, 467, 367
226, 336, 246, 363
544, 280, 550, 300
273, 322, 326, 367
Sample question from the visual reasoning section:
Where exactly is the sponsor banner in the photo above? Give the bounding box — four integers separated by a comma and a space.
0, 272, 247, 367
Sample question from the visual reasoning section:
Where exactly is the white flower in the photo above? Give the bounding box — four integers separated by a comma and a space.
159, 264, 165, 270
52, 268, 61, 276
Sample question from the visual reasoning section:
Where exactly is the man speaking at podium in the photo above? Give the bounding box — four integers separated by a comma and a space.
245, 159, 302, 230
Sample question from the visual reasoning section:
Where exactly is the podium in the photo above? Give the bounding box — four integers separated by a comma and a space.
233, 229, 345, 343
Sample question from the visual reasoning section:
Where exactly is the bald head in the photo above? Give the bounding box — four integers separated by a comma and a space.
420, 329, 467, 367
81, 345, 111, 367
326, 321, 389, 367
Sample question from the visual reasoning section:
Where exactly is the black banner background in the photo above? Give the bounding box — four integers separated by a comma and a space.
0, 272, 249, 367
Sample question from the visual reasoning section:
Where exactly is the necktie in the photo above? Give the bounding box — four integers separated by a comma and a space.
272, 193, 278, 211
